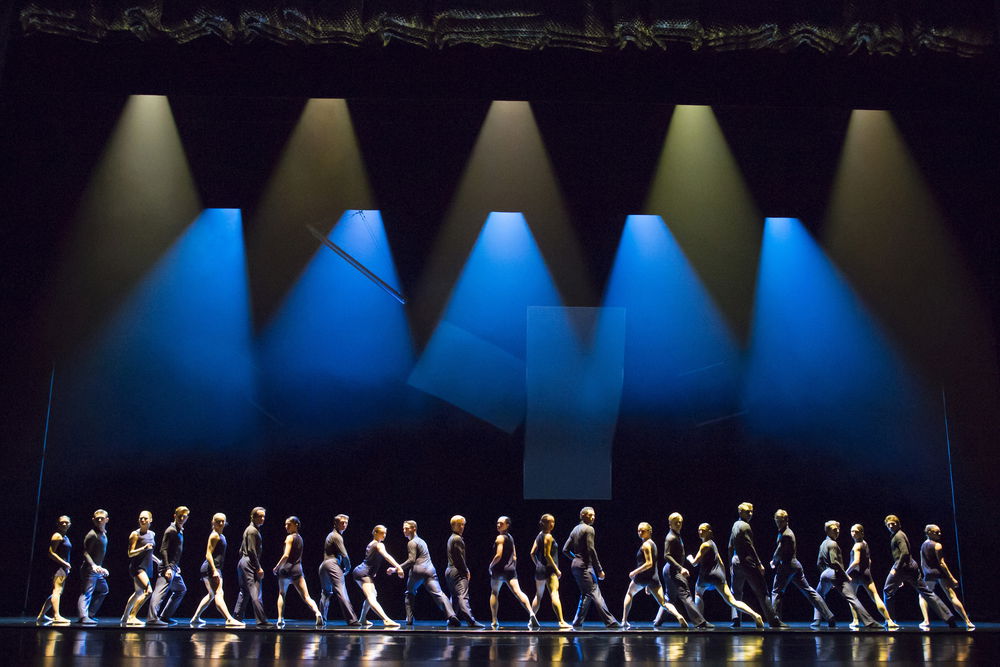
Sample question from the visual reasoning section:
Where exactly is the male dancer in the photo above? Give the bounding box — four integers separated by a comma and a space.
399, 520, 461, 626
770, 509, 834, 627
882, 515, 955, 627
446, 515, 484, 628
234, 507, 272, 627
319, 514, 359, 625
148, 506, 188, 626
562, 507, 620, 628
78, 509, 110, 625
815, 520, 882, 629
729, 502, 784, 628
654, 512, 710, 628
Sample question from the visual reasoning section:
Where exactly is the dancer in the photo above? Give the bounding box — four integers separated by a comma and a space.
920, 524, 974, 630
846, 524, 897, 629
529, 514, 571, 629
769, 509, 834, 626
882, 515, 956, 628
273, 516, 324, 627
233, 507, 271, 627
815, 520, 882, 630
319, 514, 359, 625
621, 522, 687, 629
36, 515, 72, 625
190, 513, 244, 627
77, 510, 110, 625
654, 512, 709, 628
488, 516, 539, 629
351, 524, 404, 627
148, 506, 189, 626
690, 523, 763, 628
728, 502, 784, 628
121, 510, 157, 627
399, 520, 461, 626
562, 506, 620, 628
446, 515, 484, 628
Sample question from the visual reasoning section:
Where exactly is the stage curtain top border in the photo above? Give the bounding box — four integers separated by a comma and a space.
18, 1, 997, 57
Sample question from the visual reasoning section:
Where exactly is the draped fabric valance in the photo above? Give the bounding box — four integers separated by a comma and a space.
19, 1, 996, 56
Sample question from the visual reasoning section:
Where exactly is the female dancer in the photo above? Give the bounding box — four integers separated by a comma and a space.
488, 516, 539, 629
920, 524, 974, 630
622, 522, 688, 629
529, 514, 571, 629
689, 523, 763, 628
351, 524, 405, 628
121, 511, 158, 626
190, 513, 244, 627
273, 516, 324, 627
847, 524, 898, 629
36, 516, 72, 625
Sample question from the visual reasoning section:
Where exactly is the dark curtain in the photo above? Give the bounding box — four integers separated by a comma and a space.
18, 1, 997, 56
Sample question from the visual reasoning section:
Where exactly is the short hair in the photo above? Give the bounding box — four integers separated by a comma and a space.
738, 502, 753, 513
404, 520, 417, 531
824, 520, 840, 531
373, 524, 386, 536
580, 507, 595, 520
638, 522, 653, 534
57, 515, 71, 523
334, 514, 349, 524
212, 513, 227, 523
698, 523, 712, 533
450, 515, 466, 529
539, 513, 554, 529
668, 512, 682, 523
286, 516, 301, 527
497, 516, 511, 527
884, 514, 900, 525
174, 506, 190, 517
774, 509, 789, 520
851, 524, 864, 535
925, 524, 940, 536
251, 507, 266, 520
93, 509, 108, 519
139, 510, 152, 520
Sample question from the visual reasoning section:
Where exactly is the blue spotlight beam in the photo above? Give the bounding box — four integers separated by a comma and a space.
307, 223, 407, 304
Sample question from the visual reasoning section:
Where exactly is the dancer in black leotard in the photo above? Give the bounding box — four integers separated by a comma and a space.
846, 524, 897, 629
36, 516, 72, 625
122, 511, 157, 627
319, 514, 359, 625
488, 516, 539, 629
529, 514, 571, 629
351, 524, 404, 627
400, 520, 461, 627
815, 520, 882, 630
562, 507, 620, 628
77, 509, 110, 625
882, 515, 955, 628
654, 513, 709, 628
691, 523, 763, 628
190, 513, 243, 627
920, 524, 973, 630
445, 515, 484, 628
621, 522, 687, 629
273, 516, 324, 627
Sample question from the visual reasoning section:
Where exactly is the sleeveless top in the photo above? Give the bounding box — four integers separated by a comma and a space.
210, 532, 227, 570
700, 540, 721, 577
361, 541, 385, 578
921, 539, 942, 577
131, 530, 156, 573
849, 540, 871, 574
533, 532, 555, 572
55, 533, 71, 564
288, 534, 303, 565
635, 539, 659, 582
497, 533, 516, 572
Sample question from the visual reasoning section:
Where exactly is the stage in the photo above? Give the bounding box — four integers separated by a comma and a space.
3, 619, 994, 664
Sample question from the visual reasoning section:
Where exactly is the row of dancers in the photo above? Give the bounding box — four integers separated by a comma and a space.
36, 503, 974, 631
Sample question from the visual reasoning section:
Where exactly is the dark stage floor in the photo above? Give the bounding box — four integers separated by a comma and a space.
1, 618, 995, 664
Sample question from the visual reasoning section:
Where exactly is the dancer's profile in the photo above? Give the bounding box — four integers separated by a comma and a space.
654, 513, 709, 628
769, 509, 834, 626
882, 515, 956, 629
690, 523, 764, 629
562, 507, 620, 628
77, 510, 110, 625
351, 524, 404, 628
189, 513, 243, 627
814, 520, 882, 630
621, 522, 687, 629
529, 514, 571, 629
319, 514, 359, 626
846, 524, 897, 629
488, 516, 539, 629
36, 516, 72, 626
399, 520, 461, 627
233, 507, 271, 627
273, 516, 324, 627
121, 511, 157, 627
728, 502, 784, 628
920, 524, 974, 630
445, 515, 484, 628
147, 506, 189, 626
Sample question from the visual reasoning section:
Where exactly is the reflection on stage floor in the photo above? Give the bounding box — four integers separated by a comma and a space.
2, 619, 995, 664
